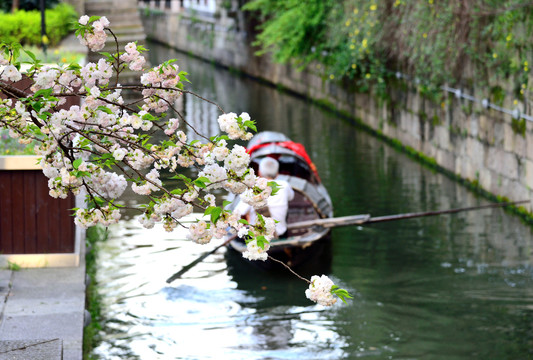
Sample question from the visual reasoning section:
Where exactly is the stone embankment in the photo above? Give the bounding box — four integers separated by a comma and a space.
141, 5, 533, 207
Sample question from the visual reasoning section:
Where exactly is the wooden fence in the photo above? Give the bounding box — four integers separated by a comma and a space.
0, 169, 76, 254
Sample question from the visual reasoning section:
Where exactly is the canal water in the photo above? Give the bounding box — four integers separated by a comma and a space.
92, 42, 533, 359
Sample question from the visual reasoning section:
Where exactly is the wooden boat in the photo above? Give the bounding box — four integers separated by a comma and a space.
226, 131, 333, 269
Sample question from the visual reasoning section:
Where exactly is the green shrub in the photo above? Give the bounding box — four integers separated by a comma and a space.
0, 129, 37, 155
0, 3, 77, 47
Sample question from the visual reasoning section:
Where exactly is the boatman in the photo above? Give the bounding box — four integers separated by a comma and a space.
235, 157, 295, 237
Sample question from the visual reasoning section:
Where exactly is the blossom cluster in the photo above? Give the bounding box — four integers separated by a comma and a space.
77, 15, 109, 52
0, 15, 351, 307
217, 112, 254, 140
120, 42, 146, 71
305, 275, 338, 306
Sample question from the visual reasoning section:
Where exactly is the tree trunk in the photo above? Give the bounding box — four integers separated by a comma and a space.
11, 0, 19, 13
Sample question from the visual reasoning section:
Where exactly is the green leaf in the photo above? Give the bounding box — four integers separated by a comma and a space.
193, 178, 207, 188
238, 219, 249, 225
209, 206, 222, 224
256, 235, 268, 250
267, 180, 280, 196
243, 120, 257, 132
30, 101, 42, 112
88, 15, 101, 23
223, 200, 232, 209
34, 88, 53, 98
72, 158, 83, 169
141, 112, 158, 121
331, 287, 353, 304
96, 106, 113, 114
23, 49, 37, 62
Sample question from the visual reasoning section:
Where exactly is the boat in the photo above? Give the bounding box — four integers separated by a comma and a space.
226, 131, 334, 269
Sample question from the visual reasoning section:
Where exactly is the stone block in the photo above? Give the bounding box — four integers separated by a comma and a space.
465, 137, 485, 168
468, 115, 479, 138
503, 121, 514, 152
493, 120, 504, 147
512, 132, 527, 158
526, 131, 533, 161
487, 147, 519, 180
479, 167, 493, 190
436, 148, 455, 172
422, 141, 437, 159
457, 158, 477, 180
525, 159, 533, 190
434, 126, 450, 150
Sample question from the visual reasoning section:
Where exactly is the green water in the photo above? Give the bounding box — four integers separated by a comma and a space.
93, 42, 533, 359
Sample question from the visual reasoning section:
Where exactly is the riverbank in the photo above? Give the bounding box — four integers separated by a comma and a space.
141, 8, 533, 216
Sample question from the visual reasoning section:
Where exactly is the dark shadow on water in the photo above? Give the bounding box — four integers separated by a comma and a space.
224, 237, 332, 309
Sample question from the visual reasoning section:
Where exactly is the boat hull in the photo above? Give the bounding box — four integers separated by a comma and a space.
227, 230, 332, 272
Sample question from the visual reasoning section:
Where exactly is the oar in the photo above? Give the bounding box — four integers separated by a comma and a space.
166, 235, 236, 284
287, 200, 530, 230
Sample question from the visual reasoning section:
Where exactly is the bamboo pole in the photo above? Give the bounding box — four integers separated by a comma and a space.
287, 200, 530, 230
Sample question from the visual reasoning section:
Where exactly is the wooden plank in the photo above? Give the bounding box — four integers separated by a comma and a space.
0, 172, 13, 254
23, 172, 37, 254
47, 186, 61, 254
11, 171, 25, 254
57, 195, 75, 253
35, 173, 50, 254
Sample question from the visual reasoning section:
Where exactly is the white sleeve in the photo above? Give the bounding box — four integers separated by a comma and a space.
233, 199, 252, 216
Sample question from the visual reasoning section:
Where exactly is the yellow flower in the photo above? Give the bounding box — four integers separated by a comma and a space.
370, 4, 377, 11
428, 0, 433, 4
355, 29, 360, 35
365, 73, 371, 79
61, 57, 67, 63
352, 64, 357, 69
362, 39, 368, 48
522, 83, 527, 89
441, 102, 445, 109
492, 53, 498, 59
423, 33, 427, 39
506, 34, 512, 42
524, 61, 529, 66
354, 8, 359, 14
525, 66, 529, 72
513, 99, 518, 105
394, 0, 401, 6
345, 20, 351, 27
350, 44, 355, 50
330, 74, 335, 80
520, 89, 524, 95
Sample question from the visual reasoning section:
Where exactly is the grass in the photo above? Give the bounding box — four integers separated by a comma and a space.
83, 225, 108, 360
18, 46, 85, 65
0, 129, 37, 155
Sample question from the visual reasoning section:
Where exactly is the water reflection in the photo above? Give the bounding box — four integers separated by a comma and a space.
93, 42, 533, 359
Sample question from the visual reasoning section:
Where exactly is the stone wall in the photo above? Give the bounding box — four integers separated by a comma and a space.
142, 9, 533, 204
62, 0, 84, 16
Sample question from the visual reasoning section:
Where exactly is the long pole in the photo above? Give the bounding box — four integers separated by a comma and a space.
287, 200, 531, 230
166, 200, 530, 283
40, 0, 47, 55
